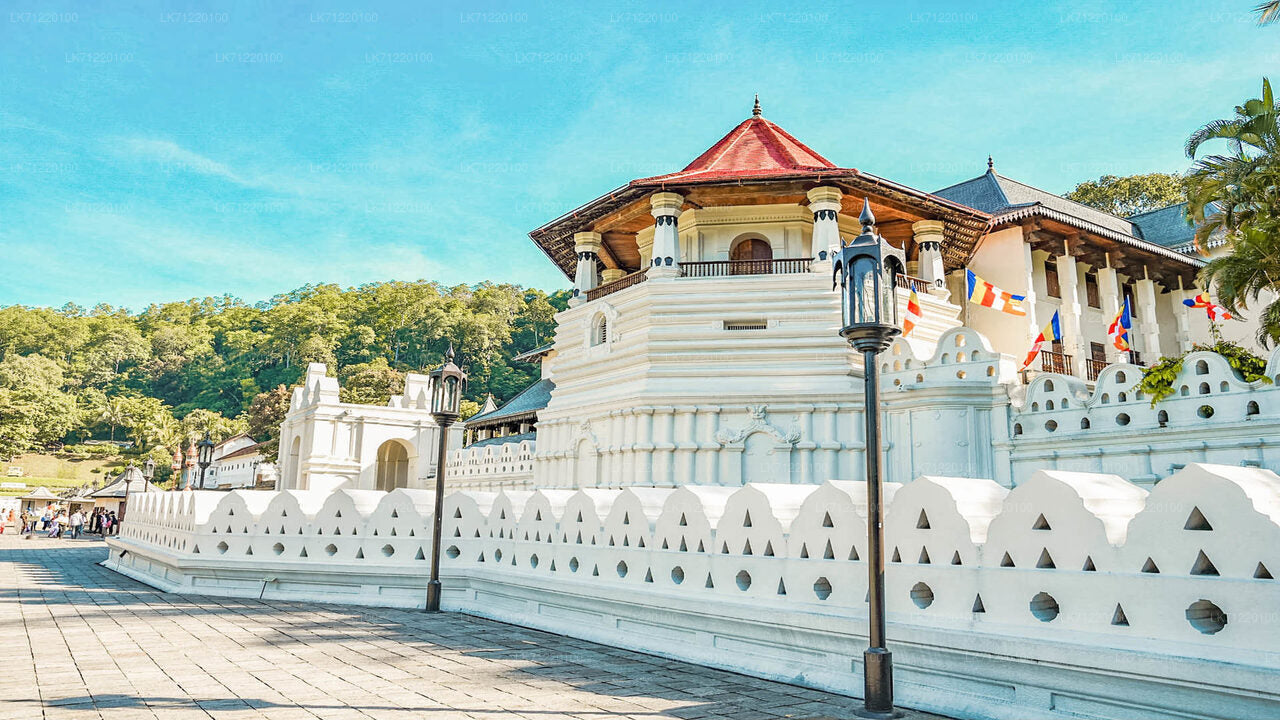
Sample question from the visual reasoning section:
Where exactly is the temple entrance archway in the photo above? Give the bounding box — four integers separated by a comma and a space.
375, 439, 414, 491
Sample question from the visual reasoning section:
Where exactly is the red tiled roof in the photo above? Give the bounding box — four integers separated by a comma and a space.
633, 115, 838, 186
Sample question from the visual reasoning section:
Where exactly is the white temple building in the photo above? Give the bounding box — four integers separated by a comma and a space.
109, 102, 1280, 720
271, 100, 1265, 494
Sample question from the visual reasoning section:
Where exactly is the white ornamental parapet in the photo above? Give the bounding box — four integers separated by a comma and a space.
112, 463, 1280, 653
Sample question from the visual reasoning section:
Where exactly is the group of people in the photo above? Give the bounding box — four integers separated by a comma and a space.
3, 506, 119, 539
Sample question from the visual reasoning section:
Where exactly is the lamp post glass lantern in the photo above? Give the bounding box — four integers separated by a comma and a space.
143, 457, 155, 481
832, 198, 904, 719
196, 433, 215, 489
425, 344, 467, 612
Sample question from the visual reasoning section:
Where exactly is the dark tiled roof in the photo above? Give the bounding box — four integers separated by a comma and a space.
467, 378, 554, 426
1130, 203, 1196, 249
934, 171, 1202, 266
936, 171, 1134, 235
466, 432, 536, 449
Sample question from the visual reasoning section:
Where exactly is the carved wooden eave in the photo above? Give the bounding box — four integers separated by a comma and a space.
529, 170, 991, 279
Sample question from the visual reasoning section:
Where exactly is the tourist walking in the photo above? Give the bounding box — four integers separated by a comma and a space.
69, 510, 84, 539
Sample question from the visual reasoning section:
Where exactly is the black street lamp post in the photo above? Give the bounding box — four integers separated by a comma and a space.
196, 433, 215, 489
832, 199, 905, 719
425, 344, 466, 612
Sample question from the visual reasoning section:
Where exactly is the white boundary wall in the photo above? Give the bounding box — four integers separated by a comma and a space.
106, 463, 1280, 720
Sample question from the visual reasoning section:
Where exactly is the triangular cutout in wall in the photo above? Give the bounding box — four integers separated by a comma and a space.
916, 510, 930, 529
1111, 604, 1129, 626
824, 540, 835, 560
414, 547, 425, 560
1141, 557, 1160, 573
777, 579, 787, 595
822, 512, 834, 528
1000, 552, 1015, 567
763, 541, 774, 557
705, 573, 714, 588
972, 594, 985, 613
1032, 514, 1051, 531
1036, 549, 1056, 569
742, 511, 752, 528
891, 547, 901, 563
1256, 562, 1274, 579
1082, 556, 1096, 571
1185, 506, 1213, 531
950, 551, 962, 566
1191, 550, 1219, 576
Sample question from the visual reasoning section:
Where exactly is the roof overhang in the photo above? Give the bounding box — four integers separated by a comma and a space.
529, 169, 991, 279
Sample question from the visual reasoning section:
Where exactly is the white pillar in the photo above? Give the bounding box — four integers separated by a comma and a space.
807, 186, 843, 270
912, 219, 946, 291
1055, 252, 1086, 377
1173, 282, 1194, 353
1098, 265, 1122, 363
648, 192, 683, 278
1136, 278, 1161, 359
1021, 244, 1039, 342
569, 231, 601, 307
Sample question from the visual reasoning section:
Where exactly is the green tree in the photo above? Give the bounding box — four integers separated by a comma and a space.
1185, 77, 1280, 249
180, 409, 248, 445
99, 396, 133, 442
1257, 1, 1280, 24
1199, 224, 1280, 346
339, 357, 405, 405
1063, 173, 1187, 217
246, 385, 292, 462
0, 354, 76, 457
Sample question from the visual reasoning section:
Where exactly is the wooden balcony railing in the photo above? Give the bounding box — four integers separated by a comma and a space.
896, 273, 933, 294
585, 271, 648, 301
679, 257, 812, 278
1085, 358, 1108, 382
1038, 349, 1073, 375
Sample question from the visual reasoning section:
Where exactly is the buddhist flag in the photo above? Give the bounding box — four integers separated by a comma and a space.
966, 270, 1026, 316
1108, 296, 1133, 352
1183, 292, 1235, 321
1022, 311, 1061, 370
902, 289, 922, 336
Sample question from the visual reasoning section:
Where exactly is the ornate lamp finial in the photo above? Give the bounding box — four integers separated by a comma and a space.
987, 155, 994, 172
859, 197, 876, 232
445, 343, 455, 363
752, 93, 762, 118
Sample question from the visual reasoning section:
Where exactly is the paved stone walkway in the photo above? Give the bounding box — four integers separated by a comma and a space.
0, 530, 944, 720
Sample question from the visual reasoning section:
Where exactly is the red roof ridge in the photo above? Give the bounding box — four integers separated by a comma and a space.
634, 114, 837, 186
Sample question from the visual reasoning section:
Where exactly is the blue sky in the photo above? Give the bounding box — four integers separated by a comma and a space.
0, 0, 1273, 310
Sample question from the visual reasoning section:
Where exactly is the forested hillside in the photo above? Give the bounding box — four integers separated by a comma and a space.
0, 281, 568, 466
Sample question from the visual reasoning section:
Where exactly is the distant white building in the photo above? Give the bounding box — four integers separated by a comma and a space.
203, 434, 277, 490
276, 363, 462, 494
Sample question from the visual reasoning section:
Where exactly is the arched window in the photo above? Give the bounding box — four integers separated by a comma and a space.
591, 315, 608, 346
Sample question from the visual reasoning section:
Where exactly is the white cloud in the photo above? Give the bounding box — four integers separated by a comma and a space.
118, 137, 250, 186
